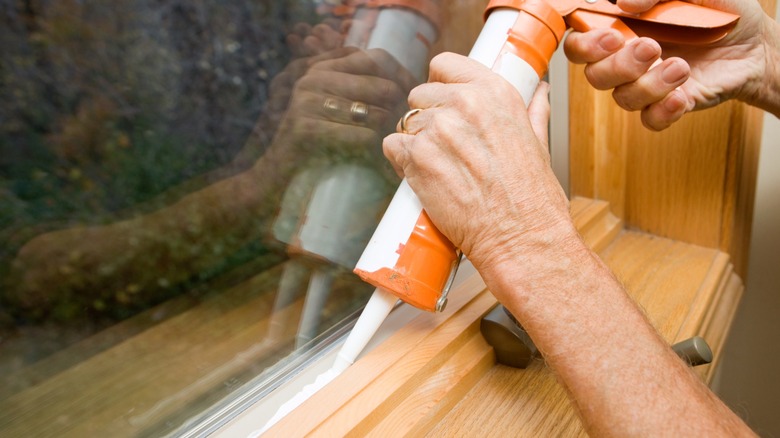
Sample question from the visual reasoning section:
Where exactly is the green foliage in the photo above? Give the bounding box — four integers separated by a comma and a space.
1, 0, 323, 323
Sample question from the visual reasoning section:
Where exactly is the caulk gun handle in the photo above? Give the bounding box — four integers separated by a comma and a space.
565, 10, 640, 41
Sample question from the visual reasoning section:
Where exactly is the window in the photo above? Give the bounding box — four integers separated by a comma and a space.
0, 1, 441, 436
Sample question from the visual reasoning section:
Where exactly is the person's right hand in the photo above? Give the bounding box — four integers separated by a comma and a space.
563, 0, 779, 130
382, 53, 574, 275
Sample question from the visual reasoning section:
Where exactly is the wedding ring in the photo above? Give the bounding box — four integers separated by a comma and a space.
323, 98, 340, 113
350, 101, 369, 124
400, 108, 422, 134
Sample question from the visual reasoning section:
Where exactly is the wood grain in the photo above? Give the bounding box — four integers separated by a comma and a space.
568, 65, 763, 278
266, 197, 742, 437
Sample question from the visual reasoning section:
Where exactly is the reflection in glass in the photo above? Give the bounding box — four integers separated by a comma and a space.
0, 0, 438, 436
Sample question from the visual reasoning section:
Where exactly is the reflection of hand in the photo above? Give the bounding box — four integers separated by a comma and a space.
563, 0, 780, 130
286, 22, 345, 57
266, 23, 346, 119
383, 53, 571, 273
269, 47, 417, 165
237, 22, 349, 166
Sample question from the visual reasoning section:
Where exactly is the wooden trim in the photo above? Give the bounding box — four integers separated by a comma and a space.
568, 66, 762, 279
266, 197, 742, 436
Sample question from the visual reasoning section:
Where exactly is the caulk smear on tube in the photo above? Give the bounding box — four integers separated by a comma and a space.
253, 288, 398, 436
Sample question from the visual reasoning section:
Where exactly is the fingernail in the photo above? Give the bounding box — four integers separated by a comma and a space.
661, 60, 688, 85
633, 40, 659, 63
598, 32, 622, 52
663, 89, 686, 113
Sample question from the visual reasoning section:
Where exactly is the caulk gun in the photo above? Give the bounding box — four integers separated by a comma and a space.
259, 0, 738, 433
351, 0, 739, 346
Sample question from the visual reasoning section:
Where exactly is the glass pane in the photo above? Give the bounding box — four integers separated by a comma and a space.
0, 1, 441, 436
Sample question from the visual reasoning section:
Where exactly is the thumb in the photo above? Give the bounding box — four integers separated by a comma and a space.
527, 82, 551, 146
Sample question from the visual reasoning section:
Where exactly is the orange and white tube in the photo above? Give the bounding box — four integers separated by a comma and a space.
354, 0, 565, 312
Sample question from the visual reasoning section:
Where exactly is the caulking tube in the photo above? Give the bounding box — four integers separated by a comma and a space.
353, 0, 566, 312
268, 1, 439, 348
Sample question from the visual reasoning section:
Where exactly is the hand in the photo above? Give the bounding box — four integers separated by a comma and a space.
236, 22, 348, 167
383, 53, 573, 271
286, 21, 345, 58
563, 0, 778, 130
269, 47, 417, 167
266, 23, 346, 120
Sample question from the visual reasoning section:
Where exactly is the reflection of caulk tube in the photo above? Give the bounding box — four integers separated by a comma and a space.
295, 268, 335, 347
292, 164, 391, 347
269, 0, 439, 349
258, 1, 441, 434
265, 260, 310, 343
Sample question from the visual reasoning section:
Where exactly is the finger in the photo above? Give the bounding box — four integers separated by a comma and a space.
640, 88, 690, 131
426, 52, 495, 86
583, 38, 662, 90
304, 24, 343, 54
396, 107, 431, 135
419, 53, 522, 111
407, 81, 456, 110
611, 58, 690, 111
563, 28, 625, 64
527, 82, 551, 146
297, 70, 407, 109
292, 22, 312, 38
383, 132, 414, 178
311, 49, 414, 92
293, 90, 396, 131
305, 47, 360, 66
364, 49, 418, 93
287, 23, 313, 57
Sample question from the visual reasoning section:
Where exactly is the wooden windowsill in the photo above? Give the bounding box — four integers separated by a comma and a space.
259, 196, 743, 436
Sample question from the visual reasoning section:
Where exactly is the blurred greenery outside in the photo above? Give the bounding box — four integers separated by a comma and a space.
0, 0, 322, 323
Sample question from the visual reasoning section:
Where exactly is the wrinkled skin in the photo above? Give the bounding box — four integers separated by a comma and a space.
382, 52, 573, 274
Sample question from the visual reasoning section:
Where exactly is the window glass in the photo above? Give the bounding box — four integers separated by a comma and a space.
0, 1, 440, 435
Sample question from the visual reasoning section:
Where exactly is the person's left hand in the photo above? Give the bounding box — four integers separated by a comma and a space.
383, 52, 574, 273
268, 47, 418, 167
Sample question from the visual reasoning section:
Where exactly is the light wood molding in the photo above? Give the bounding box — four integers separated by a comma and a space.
568, 66, 762, 278
266, 197, 743, 436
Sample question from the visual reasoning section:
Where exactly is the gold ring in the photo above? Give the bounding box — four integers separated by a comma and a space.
350, 101, 369, 124
323, 98, 340, 113
400, 108, 422, 134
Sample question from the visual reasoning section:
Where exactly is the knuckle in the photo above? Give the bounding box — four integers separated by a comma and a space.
378, 80, 402, 105
296, 72, 320, 91
641, 112, 666, 131
562, 34, 588, 63
612, 88, 642, 111
583, 65, 611, 90
429, 52, 456, 72
452, 87, 482, 114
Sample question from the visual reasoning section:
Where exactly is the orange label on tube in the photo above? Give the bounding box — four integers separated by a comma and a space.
354, 210, 458, 312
